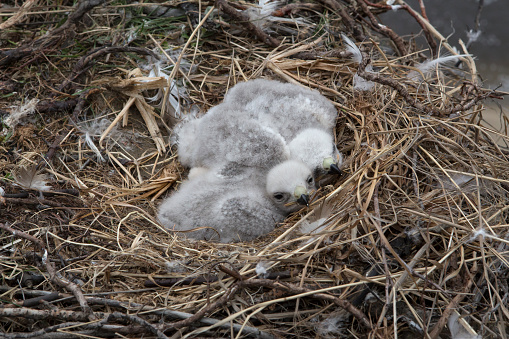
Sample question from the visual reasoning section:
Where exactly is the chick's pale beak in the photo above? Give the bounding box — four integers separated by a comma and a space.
328, 163, 342, 176
322, 157, 334, 171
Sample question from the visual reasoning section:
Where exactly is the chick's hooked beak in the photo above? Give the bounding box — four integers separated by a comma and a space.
323, 157, 342, 176
328, 163, 342, 176
294, 186, 309, 206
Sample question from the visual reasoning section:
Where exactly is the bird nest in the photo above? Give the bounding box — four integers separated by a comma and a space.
0, 0, 507, 338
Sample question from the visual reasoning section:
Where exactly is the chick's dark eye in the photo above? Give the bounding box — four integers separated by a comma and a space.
274, 193, 284, 201
307, 176, 314, 184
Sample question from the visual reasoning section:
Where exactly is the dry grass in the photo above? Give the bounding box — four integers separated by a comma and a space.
1, 0, 508, 338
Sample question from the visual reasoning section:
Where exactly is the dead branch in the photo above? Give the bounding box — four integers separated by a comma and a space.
0, 309, 164, 339
0, 197, 75, 214
19, 292, 61, 308
317, 0, 365, 41
107, 312, 169, 339
2, 324, 151, 339
0, 0, 106, 67
417, 0, 429, 21
0, 286, 273, 339
0, 321, 104, 339
0, 223, 93, 320
160, 284, 241, 332
0, 223, 45, 250
0, 0, 38, 30
215, 0, 281, 48
447, 84, 496, 115
0, 307, 104, 322
356, 0, 407, 56
58, 46, 160, 94
219, 265, 373, 330
364, 1, 437, 56
41, 0, 107, 47
356, 54, 433, 114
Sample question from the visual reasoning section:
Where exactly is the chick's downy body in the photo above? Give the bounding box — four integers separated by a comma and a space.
223, 79, 338, 141
288, 128, 343, 180
157, 160, 314, 243
222, 79, 344, 179
176, 106, 290, 170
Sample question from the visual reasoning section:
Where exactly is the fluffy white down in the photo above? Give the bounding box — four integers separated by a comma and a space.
222, 79, 338, 141
288, 128, 343, 177
158, 160, 314, 243
176, 106, 290, 171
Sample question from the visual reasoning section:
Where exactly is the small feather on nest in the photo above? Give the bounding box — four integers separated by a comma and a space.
13, 165, 52, 191
407, 54, 470, 81
448, 311, 481, 339
298, 201, 335, 244
341, 34, 376, 91
4, 98, 39, 130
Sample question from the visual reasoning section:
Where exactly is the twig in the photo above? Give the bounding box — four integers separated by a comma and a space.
0, 307, 104, 322
0, 197, 75, 214
417, 0, 429, 21
42, 0, 107, 46
160, 284, 241, 332
0, 0, 106, 67
0, 223, 45, 250
0, 223, 93, 320
356, 0, 407, 56
0, 309, 165, 338
428, 268, 475, 339
398, 2, 437, 56
1, 286, 273, 339
1, 325, 150, 339
0, 321, 105, 339
0, 0, 38, 30
356, 54, 433, 114
20, 292, 61, 308
58, 46, 160, 93
219, 265, 373, 330
107, 312, 169, 339
447, 85, 495, 115
317, 0, 365, 41
215, 0, 281, 47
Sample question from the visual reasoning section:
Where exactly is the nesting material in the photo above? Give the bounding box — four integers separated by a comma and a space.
0, 0, 507, 338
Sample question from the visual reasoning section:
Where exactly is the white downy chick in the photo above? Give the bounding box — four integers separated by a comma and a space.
265, 159, 316, 212
222, 79, 338, 141
175, 106, 290, 171
288, 128, 343, 180
220, 79, 342, 182
157, 160, 314, 243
